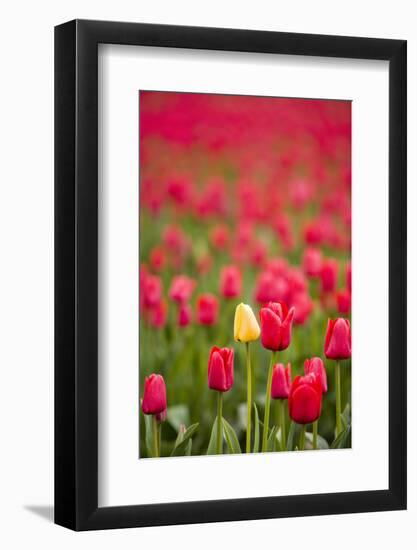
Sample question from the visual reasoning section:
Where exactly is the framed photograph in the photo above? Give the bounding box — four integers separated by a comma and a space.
55, 20, 407, 530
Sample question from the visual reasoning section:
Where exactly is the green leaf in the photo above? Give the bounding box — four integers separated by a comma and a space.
267, 426, 279, 451
341, 404, 351, 430
305, 432, 330, 450
185, 439, 192, 456
253, 403, 260, 453
223, 418, 241, 454
330, 426, 351, 449
171, 423, 199, 456
167, 405, 190, 432
207, 416, 220, 455
144, 413, 154, 458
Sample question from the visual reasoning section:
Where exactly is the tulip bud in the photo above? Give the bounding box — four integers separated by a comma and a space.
271, 363, 292, 399
208, 346, 234, 392
234, 303, 260, 342
220, 265, 242, 298
177, 302, 192, 327
169, 275, 196, 304
197, 293, 219, 325
142, 374, 167, 415
320, 258, 338, 293
303, 247, 322, 277
336, 290, 351, 314
288, 374, 322, 424
148, 300, 167, 329
142, 274, 162, 308
260, 301, 295, 351
304, 357, 327, 393
324, 318, 351, 360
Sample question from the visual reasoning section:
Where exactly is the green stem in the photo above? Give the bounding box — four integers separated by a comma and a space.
335, 360, 342, 437
313, 420, 318, 450
152, 415, 159, 458
262, 353, 275, 452
216, 392, 223, 455
299, 424, 306, 451
245, 342, 252, 453
279, 399, 286, 450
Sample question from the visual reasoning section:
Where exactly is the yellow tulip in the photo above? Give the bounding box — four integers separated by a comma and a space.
234, 303, 260, 343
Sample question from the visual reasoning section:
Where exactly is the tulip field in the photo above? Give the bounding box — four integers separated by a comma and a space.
139, 91, 352, 458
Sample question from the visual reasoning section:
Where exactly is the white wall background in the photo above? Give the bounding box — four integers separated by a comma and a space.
0, 1, 414, 548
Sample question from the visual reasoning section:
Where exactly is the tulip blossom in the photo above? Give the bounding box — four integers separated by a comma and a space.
320, 258, 339, 293
208, 347, 234, 392
149, 245, 166, 272
259, 301, 294, 452
208, 346, 234, 455
148, 299, 167, 328
336, 289, 351, 314
234, 303, 260, 343
177, 302, 192, 328
260, 301, 295, 352
255, 271, 289, 305
271, 363, 292, 399
209, 224, 230, 250
142, 374, 167, 415
220, 266, 242, 298
288, 373, 322, 425
197, 293, 219, 325
292, 292, 313, 325
303, 247, 323, 277
304, 357, 327, 393
169, 275, 196, 304
325, 317, 351, 437
271, 363, 292, 449
324, 318, 351, 360
142, 274, 162, 309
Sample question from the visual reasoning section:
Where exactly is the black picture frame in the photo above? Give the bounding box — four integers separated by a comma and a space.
55, 19, 407, 531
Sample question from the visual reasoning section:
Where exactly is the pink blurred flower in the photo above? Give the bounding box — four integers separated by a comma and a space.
320, 258, 339, 293
148, 300, 167, 328
336, 289, 351, 314
169, 275, 196, 304
197, 294, 219, 325
220, 266, 242, 298
177, 302, 192, 327
303, 247, 323, 277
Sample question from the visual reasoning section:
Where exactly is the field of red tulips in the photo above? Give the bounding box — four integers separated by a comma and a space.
139, 91, 352, 458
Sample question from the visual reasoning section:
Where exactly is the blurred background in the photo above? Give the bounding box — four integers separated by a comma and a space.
139, 91, 351, 456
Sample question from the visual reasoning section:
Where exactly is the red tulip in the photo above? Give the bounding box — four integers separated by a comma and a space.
208, 346, 234, 392
210, 224, 230, 250
271, 363, 292, 399
197, 293, 219, 325
142, 374, 167, 415
220, 266, 242, 298
255, 271, 289, 304
336, 289, 351, 314
148, 300, 167, 328
304, 357, 327, 393
324, 318, 351, 360
303, 247, 322, 277
149, 246, 166, 272
169, 275, 196, 304
177, 302, 192, 327
142, 274, 162, 308
320, 259, 338, 293
288, 374, 322, 424
260, 301, 295, 351
292, 292, 313, 325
